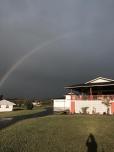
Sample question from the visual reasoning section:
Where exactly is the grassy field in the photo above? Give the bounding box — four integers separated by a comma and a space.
0, 110, 114, 152
0, 106, 44, 118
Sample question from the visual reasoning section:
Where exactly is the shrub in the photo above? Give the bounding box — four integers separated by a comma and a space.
81, 107, 89, 114
24, 101, 33, 110
61, 110, 69, 115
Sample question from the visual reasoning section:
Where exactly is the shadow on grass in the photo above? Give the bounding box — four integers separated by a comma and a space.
86, 133, 97, 152
0, 107, 53, 130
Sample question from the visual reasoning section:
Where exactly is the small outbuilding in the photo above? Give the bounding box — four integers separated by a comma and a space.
0, 99, 16, 112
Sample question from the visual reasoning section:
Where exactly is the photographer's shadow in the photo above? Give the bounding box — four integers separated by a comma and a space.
86, 133, 97, 152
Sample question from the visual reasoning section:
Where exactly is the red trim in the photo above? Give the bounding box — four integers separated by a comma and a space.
71, 101, 75, 114
111, 102, 114, 114
70, 95, 75, 114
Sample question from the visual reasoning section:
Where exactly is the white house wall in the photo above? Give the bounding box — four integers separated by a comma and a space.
0, 105, 13, 112
75, 100, 108, 114
53, 99, 109, 114
53, 99, 70, 111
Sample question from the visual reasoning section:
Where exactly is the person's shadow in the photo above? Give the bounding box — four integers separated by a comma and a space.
86, 133, 97, 152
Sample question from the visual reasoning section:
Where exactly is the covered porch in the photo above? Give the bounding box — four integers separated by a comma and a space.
64, 77, 114, 114
65, 77, 114, 101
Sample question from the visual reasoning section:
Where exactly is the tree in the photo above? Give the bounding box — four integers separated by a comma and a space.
24, 101, 33, 110
0, 95, 3, 100
102, 97, 111, 115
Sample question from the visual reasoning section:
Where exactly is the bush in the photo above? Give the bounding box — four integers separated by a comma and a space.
103, 112, 106, 115
61, 110, 69, 115
24, 101, 33, 110
81, 107, 89, 114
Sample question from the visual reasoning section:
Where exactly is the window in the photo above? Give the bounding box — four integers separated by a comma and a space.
6, 105, 9, 108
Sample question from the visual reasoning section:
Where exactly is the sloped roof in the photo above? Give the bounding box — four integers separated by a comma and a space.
65, 82, 114, 89
65, 77, 114, 89
85, 77, 114, 84
0, 100, 16, 106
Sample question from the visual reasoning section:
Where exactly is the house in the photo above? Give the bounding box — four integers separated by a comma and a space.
0, 99, 16, 112
53, 77, 114, 114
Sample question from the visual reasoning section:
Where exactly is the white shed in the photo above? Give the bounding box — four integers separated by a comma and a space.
0, 100, 16, 112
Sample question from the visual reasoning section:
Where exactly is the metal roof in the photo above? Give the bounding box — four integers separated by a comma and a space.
85, 77, 114, 84
65, 81, 114, 89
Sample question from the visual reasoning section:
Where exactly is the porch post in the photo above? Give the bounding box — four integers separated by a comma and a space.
70, 89, 75, 114
90, 87, 93, 100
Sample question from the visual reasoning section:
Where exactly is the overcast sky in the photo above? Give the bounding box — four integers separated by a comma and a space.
0, 0, 114, 99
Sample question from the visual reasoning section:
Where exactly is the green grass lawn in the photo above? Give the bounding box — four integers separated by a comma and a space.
0, 106, 45, 118
0, 113, 114, 152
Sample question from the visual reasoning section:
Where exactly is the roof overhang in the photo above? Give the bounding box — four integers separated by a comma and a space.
65, 83, 114, 89
65, 77, 114, 89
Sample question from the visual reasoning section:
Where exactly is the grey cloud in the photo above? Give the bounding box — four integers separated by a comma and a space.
0, 0, 114, 98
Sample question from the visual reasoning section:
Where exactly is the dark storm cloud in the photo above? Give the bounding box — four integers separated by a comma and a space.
0, 0, 114, 99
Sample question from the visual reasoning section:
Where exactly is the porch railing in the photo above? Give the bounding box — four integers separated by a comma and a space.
76, 95, 114, 101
